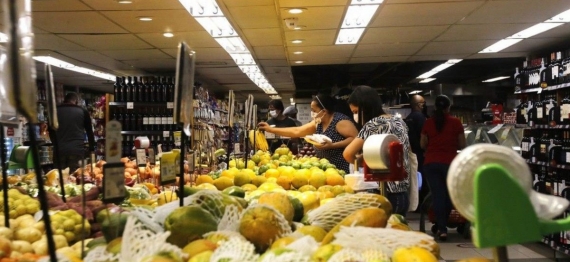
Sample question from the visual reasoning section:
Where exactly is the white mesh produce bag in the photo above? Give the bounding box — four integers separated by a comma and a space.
304, 193, 392, 231
119, 216, 184, 262
84, 246, 119, 262
328, 248, 390, 262
130, 206, 163, 233
285, 235, 319, 256
217, 204, 242, 231
210, 237, 259, 262
332, 226, 438, 257
258, 250, 312, 262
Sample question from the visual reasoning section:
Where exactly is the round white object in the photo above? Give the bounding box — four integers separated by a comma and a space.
362, 134, 400, 170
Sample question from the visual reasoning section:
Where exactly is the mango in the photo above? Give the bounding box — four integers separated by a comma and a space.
164, 205, 218, 248
392, 246, 438, 262
321, 207, 388, 244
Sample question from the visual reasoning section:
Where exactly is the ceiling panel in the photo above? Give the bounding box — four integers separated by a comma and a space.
264, 66, 291, 74
260, 59, 289, 67
531, 24, 570, 39
372, 2, 484, 27
266, 74, 293, 83
57, 51, 114, 62
80, 0, 184, 10
242, 28, 283, 46
281, 6, 345, 30
408, 54, 471, 61
386, 0, 483, 2
278, 0, 349, 8
99, 49, 172, 61
501, 38, 567, 53
361, 26, 449, 44
122, 58, 176, 69
216, 77, 253, 85
198, 67, 244, 75
33, 12, 127, 33
297, 58, 349, 65
416, 40, 495, 55
59, 34, 153, 50
253, 46, 287, 60
287, 45, 355, 58
223, 0, 274, 7
101, 10, 203, 33
33, 27, 50, 34
87, 60, 141, 72
435, 24, 533, 41
353, 43, 425, 57
284, 30, 337, 46
460, 0, 570, 24
33, 0, 92, 11
137, 31, 220, 49
467, 52, 528, 59
161, 48, 233, 61
195, 60, 235, 68
34, 34, 88, 51
350, 56, 410, 64
228, 6, 280, 29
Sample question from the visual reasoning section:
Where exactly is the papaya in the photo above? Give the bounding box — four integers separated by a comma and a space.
289, 197, 304, 222
164, 205, 218, 248
392, 246, 438, 262
101, 213, 129, 242
321, 207, 388, 244
257, 192, 294, 224
239, 205, 290, 253
86, 236, 106, 249
222, 186, 245, 198
182, 186, 202, 197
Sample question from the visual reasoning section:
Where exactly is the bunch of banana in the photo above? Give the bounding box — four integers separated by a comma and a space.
249, 130, 269, 151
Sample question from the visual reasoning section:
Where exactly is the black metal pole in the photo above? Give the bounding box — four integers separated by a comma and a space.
244, 129, 249, 165
28, 124, 57, 262
226, 127, 232, 165
179, 129, 186, 207
0, 125, 9, 227
50, 135, 66, 202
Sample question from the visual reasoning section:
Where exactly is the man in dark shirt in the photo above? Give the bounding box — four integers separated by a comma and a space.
283, 106, 302, 126
266, 100, 297, 153
405, 95, 427, 210
50, 93, 95, 171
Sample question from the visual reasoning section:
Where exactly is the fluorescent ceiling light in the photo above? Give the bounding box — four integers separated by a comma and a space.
181, 0, 223, 17
270, 95, 282, 99
419, 78, 436, 83
163, 32, 174, 37
138, 17, 153, 21
214, 37, 248, 54
293, 51, 303, 55
342, 5, 380, 29
33, 56, 115, 81
335, 28, 365, 45
479, 39, 523, 53
195, 17, 237, 38
294, 61, 304, 64
351, 0, 384, 4
482, 76, 510, 82
291, 39, 303, 44
409, 90, 422, 94
230, 53, 256, 65
507, 23, 563, 39
546, 9, 570, 23
288, 8, 305, 14
293, 26, 306, 30
0, 33, 8, 43
117, 0, 132, 4
416, 59, 462, 79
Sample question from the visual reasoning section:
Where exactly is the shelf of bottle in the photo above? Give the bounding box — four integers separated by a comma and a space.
530, 124, 570, 129
543, 237, 570, 255
526, 160, 570, 170
515, 83, 570, 94
109, 102, 173, 107
120, 131, 170, 135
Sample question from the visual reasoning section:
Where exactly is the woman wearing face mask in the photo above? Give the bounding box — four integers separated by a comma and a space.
266, 100, 299, 153
343, 86, 412, 217
259, 95, 358, 173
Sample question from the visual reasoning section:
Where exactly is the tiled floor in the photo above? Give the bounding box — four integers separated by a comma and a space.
406, 213, 570, 261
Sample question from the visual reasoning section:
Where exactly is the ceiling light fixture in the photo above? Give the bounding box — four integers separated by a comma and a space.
178, 0, 278, 95
416, 59, 462, 79
294, 61, 304, 64
163, 32, 174, 37
419, 78, 436, 83
0, 33, 7, 43
33, 56, 115, 81
479, 8, 570, 53
409, 90, 422, 94
288, 8, 305, 14
291, 39, 303, 44
117, 0, 132, 4
293, 51, 303, 55
482, 76, 510, 82
293, 26, 306, 30
138, 17, 153, 21
270, 95, 282, 99
335, 1, 384, 45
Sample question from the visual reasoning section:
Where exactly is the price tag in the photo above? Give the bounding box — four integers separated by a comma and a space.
501, 126, 511, 140
160, 162, 176, 185
127, 102, 134, 109
148, 149, 156, 165
475, 128, 481, 140
187, 152, 194, 173
234, 143, 241, 153
487, 124, 504, 134
265, 132, 276, 139
105, 120, 122, 163
136, 149, 146, 166
167, 102, 174, 109
102, 163, 126, 204
163, 131, 170, 137
173, 131, 181, 146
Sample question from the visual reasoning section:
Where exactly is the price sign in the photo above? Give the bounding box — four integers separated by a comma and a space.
136, 149, 146, 167
163, 131, 170, 138
234, 143, 241, 153
187, 152, 194, 173
167, 102, 174, 109
127, 102, 134, 109
173, 131, 181, 146
102, 163, 126, 204
105, 121, 122, 163
148, 148, 156, 165
160, 162, 176, 185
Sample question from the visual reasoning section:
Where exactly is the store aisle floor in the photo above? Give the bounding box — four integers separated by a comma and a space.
406, 213, 570, 261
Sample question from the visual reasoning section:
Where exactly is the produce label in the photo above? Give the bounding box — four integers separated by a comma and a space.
160, 162, 176, 185
102, 163, 126, 204
136, 149, 146, 167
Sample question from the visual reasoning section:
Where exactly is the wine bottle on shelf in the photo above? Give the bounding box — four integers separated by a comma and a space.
564, 131, 570, 164
168, 77, 175, 102
148, 108, 155, 131
527, 100, 536, 126
529, 135, 538, 162
539, 131, 549, 162
535, 97, 544, 125
521, 129, 531, 159
161, 109, 168, 131
114, 76, 122, 102
521, 61, 529, 89
516, 100, 527, 124
563, 50, 570, 84
558, 51, 565, 85
547, 95, 560, 126
514, 67, 521, 90
117, 108, 124, 127
124, 110, 131, 131
540, 57, 548, 88
161, 77, 168, 103
120, 77, 127, 103
125, 76, 132, 102
130, 110, 137, 131
168, 109, 174, 130
142, 108, 149, 131
134, 76, 142, 102
550, 131, 562, 166
149, 77, 156, 103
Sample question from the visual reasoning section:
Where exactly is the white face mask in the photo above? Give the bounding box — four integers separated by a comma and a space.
353, 113, 359, 123
311, 110, 323, 124
269, 110, 278, 118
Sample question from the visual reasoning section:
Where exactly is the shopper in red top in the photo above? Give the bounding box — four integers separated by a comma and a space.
420, 95, 466, 241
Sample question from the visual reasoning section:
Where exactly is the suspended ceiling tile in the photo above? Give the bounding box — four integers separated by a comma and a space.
223, 0, 274, 7
99, 49, 172, 61
278, 0, 348, 8
59, 34, 153, 50
349, 56, 410, 64
408, 54, 471, 61
461, 0, 570, 24
264, 66, 291, 74
137, 31, 220, 49
33, 0, 92, 11
435, 24, 533, 41
57, 51, 114, 62
297, 58, 348, 65
272, 82, 296, 89
161, 47, 232, 61
361, 26, 448, 44
260, 59, 289, 67
33, 12, 127, 34
122, 58, 176, 69
501, 38, 567, 53
372, 1, 484, 27
195, 60, 234, 68
33, 27, 50, 34
287, 45, 355, 58
216, 77, 253, 85
467, 52, 528, 59
223, 84, 259, 91
80, 0, 184, 10
353, 43, 425, 57
87, 60, 140, 72
281, 6, 345, 30
253, 46, 287, 60
34, 34, 88, 51
242, 28, 283, 46
227, 5, 279, 29
285, 30, 337, 46
266, 74, 293, 83
531, 24, 570, 39
416, 40, 495, 55
198, 67, 244, 75
101, 10, 203, 33
386, 0, 483, 2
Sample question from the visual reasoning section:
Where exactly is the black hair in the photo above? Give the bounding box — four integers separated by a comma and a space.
312, 94, 336, 113
268, 99, 284, 111
64, 92, 79, 103
347, 85, 386, 125
434, 95, 451, 132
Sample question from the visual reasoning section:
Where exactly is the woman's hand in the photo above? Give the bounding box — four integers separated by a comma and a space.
315, 140, 333, 150
258, 122, 270, 131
